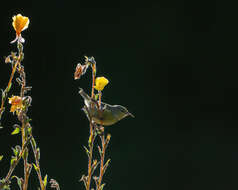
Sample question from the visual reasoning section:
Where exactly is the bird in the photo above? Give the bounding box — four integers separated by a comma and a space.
78, 88, 134, 126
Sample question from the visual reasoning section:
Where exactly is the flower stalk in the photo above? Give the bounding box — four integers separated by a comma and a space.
86, 59, 97, 190
1, 14, 57, 190
76, 56, 111, 190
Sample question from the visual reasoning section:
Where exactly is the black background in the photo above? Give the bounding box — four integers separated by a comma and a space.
0, 0, 237, 190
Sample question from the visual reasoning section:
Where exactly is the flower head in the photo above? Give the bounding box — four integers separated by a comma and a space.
94, 77, 109, 91
8, 96, 23, 113
74, 63, 89, 80
11, 14, 29, 43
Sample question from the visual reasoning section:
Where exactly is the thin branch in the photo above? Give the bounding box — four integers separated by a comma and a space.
0, 54, 20, 120
30, 136, 46, 190
86, 62, 96, 190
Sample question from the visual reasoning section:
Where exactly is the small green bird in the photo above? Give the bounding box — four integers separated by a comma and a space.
78, 88, 134, 126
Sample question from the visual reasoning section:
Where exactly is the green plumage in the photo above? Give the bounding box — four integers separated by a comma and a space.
79, 88, 134, 126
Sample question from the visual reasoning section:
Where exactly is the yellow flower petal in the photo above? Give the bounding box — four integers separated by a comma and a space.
94, 77, 109, 91
12, 14, 29, 36
8, 96, 23, 113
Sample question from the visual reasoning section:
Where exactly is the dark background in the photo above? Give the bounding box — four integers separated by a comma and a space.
0, 0, 237, 190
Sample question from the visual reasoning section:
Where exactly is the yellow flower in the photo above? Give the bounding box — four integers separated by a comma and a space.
94, 77, 109, 91
12, 14, 29, 35
8, 96, 23, 113
11, 14, 29, 43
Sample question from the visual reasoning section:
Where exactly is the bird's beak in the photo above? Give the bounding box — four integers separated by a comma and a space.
128, 112, 135, 118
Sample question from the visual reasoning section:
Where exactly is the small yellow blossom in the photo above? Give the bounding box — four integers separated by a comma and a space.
8, 96, 23, 113
11, 14, 29, 43
94, 77, 109, 91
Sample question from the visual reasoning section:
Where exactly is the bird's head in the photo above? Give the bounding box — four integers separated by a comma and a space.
115, 105, 135, 118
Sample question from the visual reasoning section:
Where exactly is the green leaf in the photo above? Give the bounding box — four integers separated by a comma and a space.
7, 83, 12, 92
0, 155, 3, 161
1, 183, 10, 190
22, 149, 28, 160
43, 175, 48, 188
33, 163, 39, 172
83, 146, 90, 158
11, 128, 20, 135
31, 138, 36, 150
12, 147, 18, 157
100, 183, 105, 190
103, 159, 111, 174
10, 157, 17, 166
36, 148, 40, 161
27, 126, 32, 134
1, 89, 6, 100
94, 93, 99, 100
12, 176, 22, 190
26, 118, 32, 123
31, 138, 37, 150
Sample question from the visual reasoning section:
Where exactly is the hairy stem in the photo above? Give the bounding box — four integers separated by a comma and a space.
86, 63, 96, 190
0, 141, 28, 190
0, 42, 24, 190
0, 57, 20, 119
97, 92, 105, 189
86, 124, 94, 190
30, 136, 45, 190
22, 125, 28, 190
98, 134, 105, 189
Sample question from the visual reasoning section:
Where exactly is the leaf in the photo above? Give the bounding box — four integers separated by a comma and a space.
26, 117, 32, 123
7, 83, 12, 92
98, 146, 102, 157
27, 126, 32, 134
12, 147, 19, 157
105, 134, 111, 149
100, 183, 106, 190
83, 146, 90, 158
12, 176, 23, 190
103, 159, 111, 174
43, 174, 48, 188
1, 89, 6, 100
10, 156, 17, 166
0, 155, 3, 161
94, 93, 99, 100
33, 163, 39, 172
91, 160, 99, 175
36, 148, 40, 161
88, 134, 92, 145
1, 183, 10, 190
31, 137, 37, 150
22, 149, 28, 160
79, 175, 88, 188
11, 128, 20, 135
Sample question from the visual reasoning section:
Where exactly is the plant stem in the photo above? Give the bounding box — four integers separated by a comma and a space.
0, 59, 19, 119
91, 63, 96, 99
22, 124, 28, 190
30, 136, 45, 190
86, 125, 94, 190
0, 141, 28, 190
97, 92, 105, 189
0, 43, 24, 190
98, 134, 105, 189
86, 63, 96, 190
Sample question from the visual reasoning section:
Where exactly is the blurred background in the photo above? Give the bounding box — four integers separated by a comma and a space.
0, 0, 237, 190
